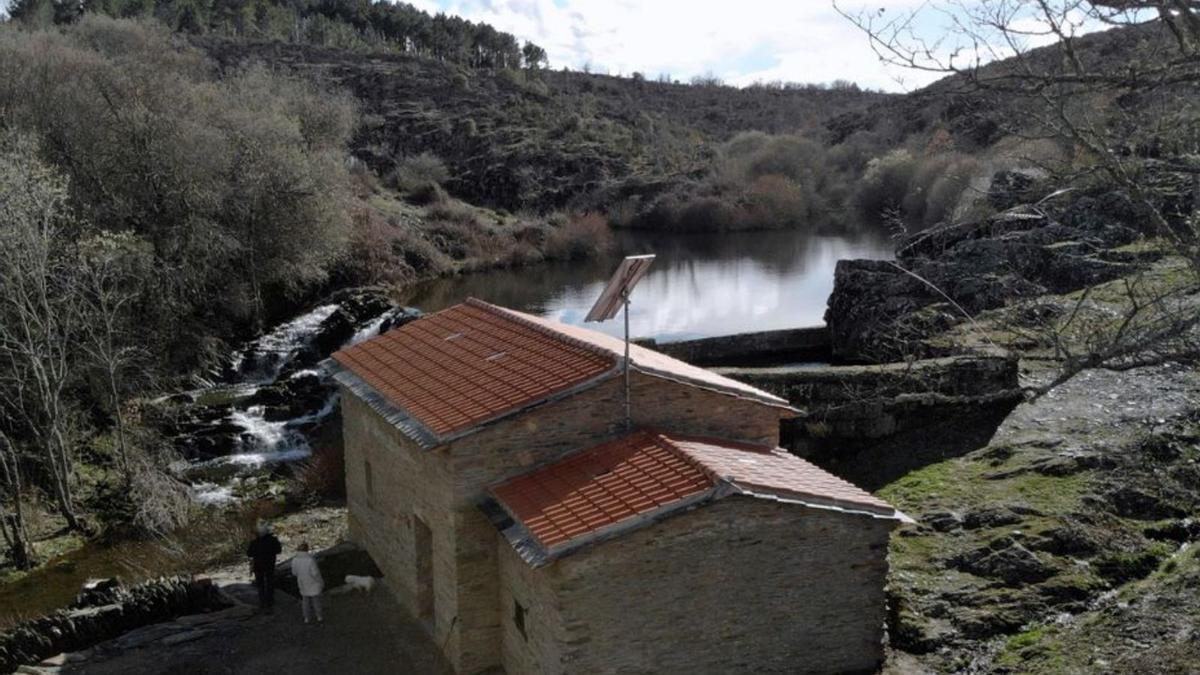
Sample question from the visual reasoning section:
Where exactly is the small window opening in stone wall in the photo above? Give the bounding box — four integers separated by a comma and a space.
364, 459, 375, 506
513, 599, 528, 640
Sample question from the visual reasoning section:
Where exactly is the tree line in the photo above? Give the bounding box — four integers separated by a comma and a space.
7, 0, 549, 70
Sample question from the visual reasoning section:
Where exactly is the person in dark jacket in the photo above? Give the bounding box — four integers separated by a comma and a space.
246, 522, 282, 612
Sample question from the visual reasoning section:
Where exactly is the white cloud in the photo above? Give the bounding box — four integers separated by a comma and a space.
429, 0, 943, 92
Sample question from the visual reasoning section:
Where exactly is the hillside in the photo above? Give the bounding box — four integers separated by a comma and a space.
202, 37, 889, 213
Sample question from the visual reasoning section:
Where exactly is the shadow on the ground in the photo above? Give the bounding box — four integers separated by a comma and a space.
60, 583, 453, 675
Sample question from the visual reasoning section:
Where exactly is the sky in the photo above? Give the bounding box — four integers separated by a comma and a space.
0, 0, 1109, 93
407, 0, 950, 92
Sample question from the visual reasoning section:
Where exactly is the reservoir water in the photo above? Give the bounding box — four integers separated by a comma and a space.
402, 228, 895, 342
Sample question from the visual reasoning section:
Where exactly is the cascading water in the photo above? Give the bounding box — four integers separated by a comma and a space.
232, 304, 340, 383
184, 299, 419, 504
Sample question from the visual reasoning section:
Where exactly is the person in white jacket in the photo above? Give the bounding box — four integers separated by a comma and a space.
290, 542, 325, 624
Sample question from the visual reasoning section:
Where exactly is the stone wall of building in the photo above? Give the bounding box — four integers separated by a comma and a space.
340, 389, 470, 669
524, 497, 895, 675
497, 536, 568, 675
452, 372, 789, 500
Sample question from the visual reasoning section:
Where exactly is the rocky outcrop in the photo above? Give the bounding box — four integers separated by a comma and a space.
0, 577, 226, 673
826, 187, 1152, 362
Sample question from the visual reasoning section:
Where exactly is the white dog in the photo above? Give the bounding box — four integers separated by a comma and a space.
344, 574, 377, 593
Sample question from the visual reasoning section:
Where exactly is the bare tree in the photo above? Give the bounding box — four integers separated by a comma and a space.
0, 430, 34, 570
77, 232, 152, 489
0, 133, 86, 532
837, 1, 1200, 389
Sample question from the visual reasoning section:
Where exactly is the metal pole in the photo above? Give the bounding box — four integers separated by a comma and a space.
623, 290, 631, 431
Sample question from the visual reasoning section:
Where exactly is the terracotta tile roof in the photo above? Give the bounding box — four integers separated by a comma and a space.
667, 434, 898, 517
331, 300, 616, 437
491, 431, 713, 550
330, 298, 792, 444
490, 430, 906, 559
484, 303, 792, 409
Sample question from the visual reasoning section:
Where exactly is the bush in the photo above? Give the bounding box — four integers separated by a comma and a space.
544, 212, 612, 260
856, 149, 917, 221
289, 437, 345, 504
739, 175, 808, 228
0, 16, 358, 356
387, 152, 450, 194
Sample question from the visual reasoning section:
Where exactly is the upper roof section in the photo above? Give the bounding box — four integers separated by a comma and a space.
488, 430, 909, 566
329, 299, 793, 447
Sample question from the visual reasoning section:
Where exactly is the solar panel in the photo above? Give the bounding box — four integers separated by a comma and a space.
584, 254, 656, 322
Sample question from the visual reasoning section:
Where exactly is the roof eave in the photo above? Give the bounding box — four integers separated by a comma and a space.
729, 483, 914, 523
325, 359, 443, 449
487, 484, 731, 568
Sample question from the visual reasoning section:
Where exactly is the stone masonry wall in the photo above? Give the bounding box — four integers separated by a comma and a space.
533, 497, 895, 675
341, 389, 466, 669
453, 372, 788, 501
497, 535, 568, 675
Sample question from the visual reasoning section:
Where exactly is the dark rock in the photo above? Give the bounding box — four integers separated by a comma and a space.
1103, 486, 1186, 520
1029, 525, 1102, 556
950, 536, 1056, 584
962, 504, 1038, 530
987, 169, 1042, 210
1143, 519, 1200, 543
1031, 453, 1103, 476
924, 511, 963, 533
954, 604, 1034, 639
826, 188, 1147, 361
72, 579, 123, 609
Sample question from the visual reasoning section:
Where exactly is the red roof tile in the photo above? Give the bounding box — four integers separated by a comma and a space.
331, 300, 615, 437
491, 431, 713, 550
491, 430, 904, 554
667, 434, 898, 516
331, 299, 791, 442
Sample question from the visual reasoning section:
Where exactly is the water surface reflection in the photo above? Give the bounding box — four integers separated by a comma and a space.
402, 229, 894, 342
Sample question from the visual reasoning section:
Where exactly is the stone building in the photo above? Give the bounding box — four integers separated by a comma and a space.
327, 298, 909, 674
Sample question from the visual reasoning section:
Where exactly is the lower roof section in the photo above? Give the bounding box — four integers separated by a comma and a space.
487, 429, 911, 567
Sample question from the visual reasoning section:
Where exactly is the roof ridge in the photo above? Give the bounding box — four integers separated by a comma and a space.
651, 430, 725, 485
465, 299, 793, 411
464, 297, 620, 363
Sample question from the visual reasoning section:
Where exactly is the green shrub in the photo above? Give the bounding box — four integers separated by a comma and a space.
856, 148, 917, 221
387, 152, 450, 194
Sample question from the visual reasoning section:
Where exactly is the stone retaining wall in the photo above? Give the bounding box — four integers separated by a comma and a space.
637, 326, 830, 366
0, 576, 226, 673
717, 353, 1022, 443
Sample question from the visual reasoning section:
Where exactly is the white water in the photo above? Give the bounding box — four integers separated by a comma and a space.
193, 304, 402, 504
232, 304, 339, 383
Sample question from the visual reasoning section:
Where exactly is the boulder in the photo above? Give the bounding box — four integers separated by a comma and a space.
273, 542, 383, 597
